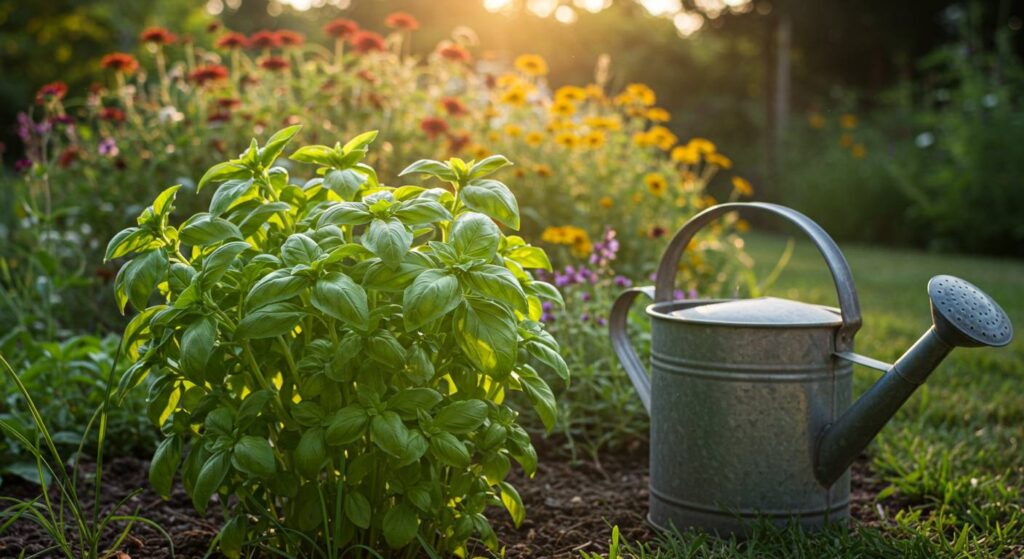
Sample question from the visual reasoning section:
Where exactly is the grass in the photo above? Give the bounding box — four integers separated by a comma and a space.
618, 233, 1024, 558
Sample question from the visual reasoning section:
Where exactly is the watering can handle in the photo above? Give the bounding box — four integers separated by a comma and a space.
609, 286, 656, 414
654, 202, 862, 350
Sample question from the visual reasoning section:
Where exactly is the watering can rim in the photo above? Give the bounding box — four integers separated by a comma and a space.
645, 297, 844, 329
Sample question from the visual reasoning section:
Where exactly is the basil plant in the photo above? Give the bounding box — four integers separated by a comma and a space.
108, 126, 568, 557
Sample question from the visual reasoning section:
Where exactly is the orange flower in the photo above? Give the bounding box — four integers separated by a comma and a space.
100, 53, 139, 74
35, 81, 68, 105
851, 143, 867, 159
140, 26, 176, 45
437, 43, 472, 63
385, 11, 420, 31
188, 64, 229, 86
351, 31, 387, 54
277, 30, 305, 47
324, 18, 359, 39
259, 56, 290, 72
840, 114, 858, 129
215, 32, 249, 50
441, 97, 469, 116
249, 30, 281, 49
420, 117, 449, 139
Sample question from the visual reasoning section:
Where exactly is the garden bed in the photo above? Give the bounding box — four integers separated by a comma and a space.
0, 438, 893, 559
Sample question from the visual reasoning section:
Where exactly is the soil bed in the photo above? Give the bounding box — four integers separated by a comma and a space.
1, 440, 892, 558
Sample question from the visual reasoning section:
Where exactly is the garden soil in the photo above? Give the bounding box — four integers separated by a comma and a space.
0, 440, 894, 558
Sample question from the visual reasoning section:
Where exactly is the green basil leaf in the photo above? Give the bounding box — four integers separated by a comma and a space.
122, 249, 167, 312
342, 130, 378, 154
324, 168, 369, 200
499, 481, 525, 527
318, 202, 373, 227
311, 272, 369, 329
517, 365, 557, 431
281, 233, 323, 267
362, 253, 431, 292
344, 490, 373, 529
450, 212, 500, 261
430, 431, 470, 467
404, 344, 435, 385
325, 406, 369, 446
363, 218, 412, 268
238, 201, 292, 237
295, 428, 326, 479
433, 399, 488, 434
180, 213, 243, 246
468, 154, 512, 179
105, 227, 156, 262
370, 411, 410, 458
289, 144, 335, 165
219, 516, 246, 559
399, 159, 457, 182
259, 124, 302, 168
235, 302, 304, 339
393, 198, 452, 225
210, 178, 256, 217
246, 269, 309, 309
453, 298, 517, 377
180, 317, 217, 378
198, 161, 251, 193
460, 179, 520, 230
367, 330, 406, 368
403, 269, 462, 331
149, 436, 181, 499
232, 435, 277, 478
192, 452, 230, 515
462, 264, 527, 313
202, 241, 250, 284
382, 502, 419, 549
527, 281, 564, 307
482, 451, 511, 484
527, 341, 570, 382
152, 184, 182, 217
387, 388, 443, 417
507, 245, 552, 272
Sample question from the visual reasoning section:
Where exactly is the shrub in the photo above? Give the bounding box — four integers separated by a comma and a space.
109, 126, 567, 557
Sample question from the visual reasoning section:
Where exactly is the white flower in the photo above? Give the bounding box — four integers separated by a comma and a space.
915, 132, 935, 148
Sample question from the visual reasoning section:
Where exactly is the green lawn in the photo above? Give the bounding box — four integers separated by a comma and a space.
624, 233, 1024, 558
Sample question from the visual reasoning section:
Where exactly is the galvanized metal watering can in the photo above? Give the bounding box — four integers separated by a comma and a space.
609, 202, 1013, 535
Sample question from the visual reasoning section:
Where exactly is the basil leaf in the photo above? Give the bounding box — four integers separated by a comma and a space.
311, 272, 369, 329
403, 269, 462, 331
450, 212, 500, 261
460, 179, 520, 229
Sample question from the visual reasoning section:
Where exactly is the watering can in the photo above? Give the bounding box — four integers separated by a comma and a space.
609, 202, 1013, 535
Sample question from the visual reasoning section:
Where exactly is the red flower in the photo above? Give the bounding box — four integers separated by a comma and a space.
650, 225, 667, 239
208, 112, 231, 123
98, 107, 126, 121
351, 30, 387, 54
207, 21, 222, 33
323, 18, 359, 40
385, 11, 420, 31
216, 97, 242, 109
447, 131, 472, 153
441, 97, 468, 117
420, 117, 449, 139
188, 64, 229, 86
259, 56, 290, 72
215, 32, 249, 50
35, 81, 68, 104
139, 26, 176, 45
437, 43, 472, 63
277, 30, 305, 47
249, 30, 281, 49
57, 146, 80, 168
357, 69, 379, 84
100, 53, 139, 74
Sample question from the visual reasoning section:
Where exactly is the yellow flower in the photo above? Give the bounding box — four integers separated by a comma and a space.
840, 114, 858, 129
496, 73, 523, 88
469, 144, 491, 159
632, 131, 655, 148
549, 99, 577, 118
706, 153, 732, 169
645, 107, 671, 122
647, 126, 678, 151
839, 133, 854, 148
583, 130, 606, 149
688, 138, 716, 154
808, 112, 825, 129
615, 83, 656, 106
851, 143, 867, 159
554, 131, 578, 148
504, 123, 523, 137
732, 176, 753, 196
599, 196, 614, 208
500, 86, 528, 107
671, 145, 700, 165
541, 226, 567, 243
585, 83, 605, 100
515, 54, 548, 76
525, 131, 544, 146
541, 225, 592, 257
584, 116, 621, 131
645, 172, 668, 196
555, 85, 587, 103
534, 164, 553, 177
483, 105, 500, 118
487, 131, 500, 143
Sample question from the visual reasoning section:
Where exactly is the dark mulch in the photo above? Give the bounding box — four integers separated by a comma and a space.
0, 441, 895, 559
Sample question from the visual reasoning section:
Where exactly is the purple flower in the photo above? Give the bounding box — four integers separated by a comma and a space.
614, 275, 632, 288
98, 137, 119, 157
15, 159, 32, 173
16, 113, 32, 142
674, 289, 685, 300
580, 312, 590, 323
581, 292, 591, 302
689, 288, 698, 299
597, 317, 607, 327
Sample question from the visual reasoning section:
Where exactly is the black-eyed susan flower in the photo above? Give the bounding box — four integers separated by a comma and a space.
645, 172, 668, 196
277, 30, 305, 47
441, 97, 468, 116
840, 114, 858, 129
706, 152, 732, 169
500, 86, 528, 107
554, 131, 578, 148
599, 196, 614, 208
525, 131, 545, 147
688, 138, 716, 154
671, 144, 700, 165
249, 30, 281, 50
851, 143, 867, 159
534, 164, 553, 177
555, 85, 587, 103
583, 131, 606, 149
515, 54, 549, 76
840, 133, 854, 148
504, 124, 523, 137
549, 99, 577, 118
646, 126, 678, 150
35, 81, 68, 105
188, 64, 229, 86
259, 56, 290, 72
732, 176, 753, 197
646, 107, 671, 122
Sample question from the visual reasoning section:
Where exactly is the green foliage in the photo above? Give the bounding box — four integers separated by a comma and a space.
110, 127, 567, 557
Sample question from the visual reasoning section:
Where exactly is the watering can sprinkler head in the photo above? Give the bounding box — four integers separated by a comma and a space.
814, 275, 1012, 487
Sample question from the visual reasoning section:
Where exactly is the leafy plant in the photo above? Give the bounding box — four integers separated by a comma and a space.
0, 347, 171, 559
108, 126, 568, 557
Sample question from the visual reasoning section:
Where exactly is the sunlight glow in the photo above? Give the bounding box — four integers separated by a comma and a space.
574, 0, 612, 13
483, 0, 514, 12
673, 11, 705, 37
555, 5, 579, 24
277, 0, 349, 11
527, 0, 559, 18
640, 0, 682, 17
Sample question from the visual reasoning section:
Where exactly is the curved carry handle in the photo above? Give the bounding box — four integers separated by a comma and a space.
609, 286, 656, 414
655, 202, 862, 351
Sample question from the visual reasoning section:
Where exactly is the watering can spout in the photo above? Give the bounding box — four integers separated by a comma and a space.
815, 275, 1012, 487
